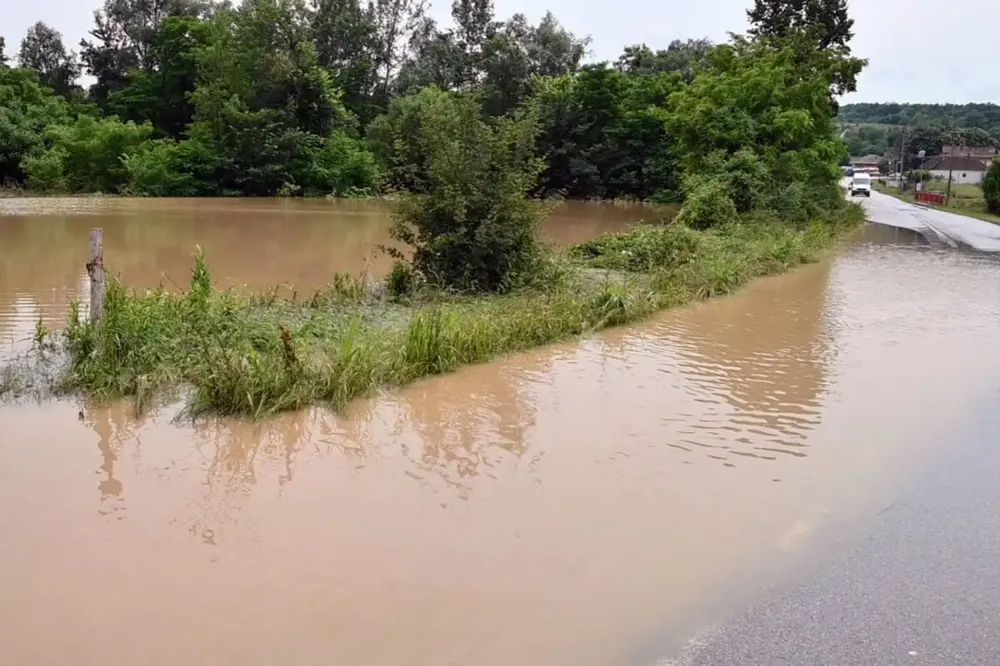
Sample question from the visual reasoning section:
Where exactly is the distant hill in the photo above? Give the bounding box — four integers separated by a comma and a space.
839, 103, 1000, 132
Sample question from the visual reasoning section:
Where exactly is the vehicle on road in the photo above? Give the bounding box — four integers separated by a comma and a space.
850, 172, 871, 197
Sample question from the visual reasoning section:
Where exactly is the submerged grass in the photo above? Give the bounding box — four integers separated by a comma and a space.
5, 205, 864, 417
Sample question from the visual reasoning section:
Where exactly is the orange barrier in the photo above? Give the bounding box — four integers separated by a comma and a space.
916, 191, 947, 205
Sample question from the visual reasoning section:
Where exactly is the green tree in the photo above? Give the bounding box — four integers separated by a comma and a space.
478, 11, 587, 116
310, 0, 381, 124
747, 0, 862, 97
747, 0, 854, 50
839, 103, 1000, 132
983, 159, 1000, 215
80, 0, 208, 108
528, 11, 588, 77
532, 64, 680, 200
0, 37, 10, 68
396, 9, 586, 116
616, 39, 713, 81
0, 67, 72, 184
393, 19, 467, 95
451, 0, 495, 86
666, 39, 852, 221
367, 85, 454, 191
18, 22, 82, 97
186, 0, 377, 196
106, 14, 212, 137
123, 137, 217, 195
370, 0, 429, 104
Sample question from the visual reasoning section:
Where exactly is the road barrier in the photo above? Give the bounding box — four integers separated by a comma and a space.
916, 191, 947, 205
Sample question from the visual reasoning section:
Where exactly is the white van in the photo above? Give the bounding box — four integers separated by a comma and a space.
850, 172, 872, 197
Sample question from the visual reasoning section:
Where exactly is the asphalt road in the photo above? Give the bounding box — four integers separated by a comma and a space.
661, 284, 1000, 664
860, 189, 1000, 252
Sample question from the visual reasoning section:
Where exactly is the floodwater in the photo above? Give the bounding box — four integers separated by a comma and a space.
0, 197, 651, 350
3, 204, 1000, 666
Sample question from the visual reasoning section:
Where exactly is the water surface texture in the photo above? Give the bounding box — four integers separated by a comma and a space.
2, 212, 1000, 666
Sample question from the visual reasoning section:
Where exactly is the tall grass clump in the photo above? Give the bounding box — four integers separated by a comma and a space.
387, 91, 549, 293
570, 224, 703, 272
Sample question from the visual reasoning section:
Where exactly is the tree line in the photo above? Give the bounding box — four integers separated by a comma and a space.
1, 0, 862, 208
839, 103, 1000, 134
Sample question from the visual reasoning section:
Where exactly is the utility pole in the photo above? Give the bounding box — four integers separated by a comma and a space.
898, 128, 907, 190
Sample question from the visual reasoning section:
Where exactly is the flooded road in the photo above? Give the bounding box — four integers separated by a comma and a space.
862, 188, 1000, 251
3, 212, 1000, 665
0, 197, 648, 351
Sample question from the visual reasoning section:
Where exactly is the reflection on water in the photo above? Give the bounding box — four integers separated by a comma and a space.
0, 197, 646, 351
2, 226, 1000, 665
627, 261, 833, 463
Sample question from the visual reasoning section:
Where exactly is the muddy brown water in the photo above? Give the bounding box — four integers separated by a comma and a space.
0, 197, 651, 350
3, 204, 1000, 666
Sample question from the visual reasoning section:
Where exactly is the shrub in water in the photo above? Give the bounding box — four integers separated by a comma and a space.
571, 224, 703, 272
388, 93, 547, 293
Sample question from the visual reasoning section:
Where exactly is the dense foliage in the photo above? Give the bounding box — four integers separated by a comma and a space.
2, 0, 864, 209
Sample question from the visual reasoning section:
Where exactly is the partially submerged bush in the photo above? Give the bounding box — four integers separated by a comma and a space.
570, 224, 703, 271
389, 94, 547, 293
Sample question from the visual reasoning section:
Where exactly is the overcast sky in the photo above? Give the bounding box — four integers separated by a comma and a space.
3, 0, 997, 103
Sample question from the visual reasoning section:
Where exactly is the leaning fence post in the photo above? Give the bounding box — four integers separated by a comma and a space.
87, 228, 104, 326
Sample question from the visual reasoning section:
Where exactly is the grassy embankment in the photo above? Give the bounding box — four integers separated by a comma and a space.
873, 180, 1000, 225
1, 207, 864, 417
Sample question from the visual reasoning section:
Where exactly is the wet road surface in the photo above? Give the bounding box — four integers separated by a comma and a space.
861, 189, 1000, 251
663, 212, 1000, 665
666, 394, 1000, 666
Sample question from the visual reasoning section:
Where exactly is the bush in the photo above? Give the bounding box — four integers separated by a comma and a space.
22, 147, 68, 192
389, 93, 547, 293
306, 132, 381, 196
367, 87, 457, 192
984, 159, 1000, 215
384, 260, 417, 298
25, 115, 154, 193
721, 149, 771, 213
570, 224, 703, 271
675, 177, 737, 229
124, 139, 219, 196
0, 67, 72, 185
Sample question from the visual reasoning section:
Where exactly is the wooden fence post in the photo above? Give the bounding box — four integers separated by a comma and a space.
87, 228, 104, 326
